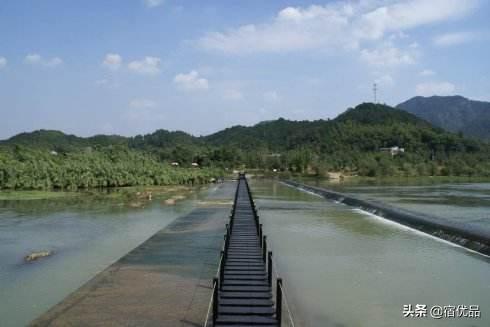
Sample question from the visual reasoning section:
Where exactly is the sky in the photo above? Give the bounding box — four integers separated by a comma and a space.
0, 0, 489, 139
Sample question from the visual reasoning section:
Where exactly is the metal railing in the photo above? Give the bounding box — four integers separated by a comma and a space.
245, 174, 295, 326
203, 174, 295, 326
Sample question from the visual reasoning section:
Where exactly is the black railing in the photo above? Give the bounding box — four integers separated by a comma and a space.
205, 173, 294, 326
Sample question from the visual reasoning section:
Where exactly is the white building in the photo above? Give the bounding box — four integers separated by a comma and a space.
380, 146, 405, 156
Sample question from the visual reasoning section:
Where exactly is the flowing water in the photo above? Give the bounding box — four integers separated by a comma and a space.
0, 187, 211, 327
252, 179, 490, 327
1, 180, 489, 327
303, 178, 490, 234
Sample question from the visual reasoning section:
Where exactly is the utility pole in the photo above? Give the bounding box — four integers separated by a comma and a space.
373, 83, 377, 104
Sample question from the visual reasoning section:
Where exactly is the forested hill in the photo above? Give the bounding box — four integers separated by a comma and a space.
1, 103, 490, 190
203, 103, 462, 151
397, 95, 490, 140
3, 130, 128, 150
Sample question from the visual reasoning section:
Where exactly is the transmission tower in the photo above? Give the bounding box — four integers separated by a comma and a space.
373, 83, 378, 104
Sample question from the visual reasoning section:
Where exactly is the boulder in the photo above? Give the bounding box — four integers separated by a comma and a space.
25, 251, 52, 262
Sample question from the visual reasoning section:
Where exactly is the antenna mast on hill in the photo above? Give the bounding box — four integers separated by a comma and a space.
373, 83, 378, 104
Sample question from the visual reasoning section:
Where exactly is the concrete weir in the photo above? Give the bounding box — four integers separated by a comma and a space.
30, 182, 235, 327
284, 180, 490, 256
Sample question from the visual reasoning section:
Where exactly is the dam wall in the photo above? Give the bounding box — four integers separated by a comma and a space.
284, 180, 490, 256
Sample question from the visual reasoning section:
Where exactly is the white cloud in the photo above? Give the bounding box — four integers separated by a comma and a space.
223, 89, 244, 101
360, 45, 416, 67
24, 54, 42, 64
419, 69, 436, 76
197, 0, 478, 54
144, 0, 164, 8
198, 5, 355, 54
264, 91, 280, 103
102, 53, 122, 71
128, 57, 161, 75
416, 81, 456, 96
45, 57, 63, 67
433, 31, 476, 47
24, 53, 63, 67
129, 98, 157, 109
0, 57, 6, 69
355, 0, 478, 40
174, 70, 209, 91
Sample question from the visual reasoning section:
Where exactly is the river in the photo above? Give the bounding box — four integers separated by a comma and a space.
0, 187, 210, 327
252, 179, 489, 327
1, 180, 489, 327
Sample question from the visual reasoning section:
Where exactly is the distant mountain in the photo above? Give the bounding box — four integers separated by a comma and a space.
397, 96, 490, 140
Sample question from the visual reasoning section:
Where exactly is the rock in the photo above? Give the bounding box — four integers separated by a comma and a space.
164, 198, 176, 205
129, 201, 144, 208
25, 251, 52, 262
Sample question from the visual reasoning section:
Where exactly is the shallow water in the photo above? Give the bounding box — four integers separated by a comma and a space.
0, 187, 212, 327
304, 179, 490, 233
252, 179, 490, 327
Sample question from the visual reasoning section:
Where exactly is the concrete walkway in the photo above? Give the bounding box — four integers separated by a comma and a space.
31, 182, 235, 327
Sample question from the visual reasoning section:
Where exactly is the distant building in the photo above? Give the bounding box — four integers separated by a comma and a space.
50, 150, 58, 155
380, 146, 405, 156
191, 162, 199, 167
171, 162, 179, 166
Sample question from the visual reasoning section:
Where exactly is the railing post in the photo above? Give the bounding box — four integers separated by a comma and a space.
255, 215, 259, 234
268, 251, 272, 286
259, 224, 263, 242
213, 277, 219, 325
220, 251, 225, 290
276, 278, 283, 326
262, 235, 267, 262
225, 234, 229, 252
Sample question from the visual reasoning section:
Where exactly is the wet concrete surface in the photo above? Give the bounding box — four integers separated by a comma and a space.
30, 182, 235, 327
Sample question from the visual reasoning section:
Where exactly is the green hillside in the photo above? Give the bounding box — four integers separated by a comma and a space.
1, 103, 489, 190
397, 95, 490, 140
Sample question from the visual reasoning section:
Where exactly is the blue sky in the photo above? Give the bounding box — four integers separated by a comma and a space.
0, 0, 489, 138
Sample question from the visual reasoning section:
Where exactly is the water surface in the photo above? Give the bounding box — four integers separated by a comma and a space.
252, 179, 490, 327
0, 187, 211, 327
303, 178, 490, 233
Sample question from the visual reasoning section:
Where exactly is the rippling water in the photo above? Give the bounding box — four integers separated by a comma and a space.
306, 179, 490, 233
1, 180, 489, 327
0, 188, 209, 327
252, 179, 490, 327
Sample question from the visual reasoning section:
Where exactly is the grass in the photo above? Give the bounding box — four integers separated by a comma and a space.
0, 190, 80, 201
0, 184, 201, 202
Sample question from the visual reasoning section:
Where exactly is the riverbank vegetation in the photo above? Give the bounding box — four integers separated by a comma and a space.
1, 103, 490, 190
0, 145, 223, 190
